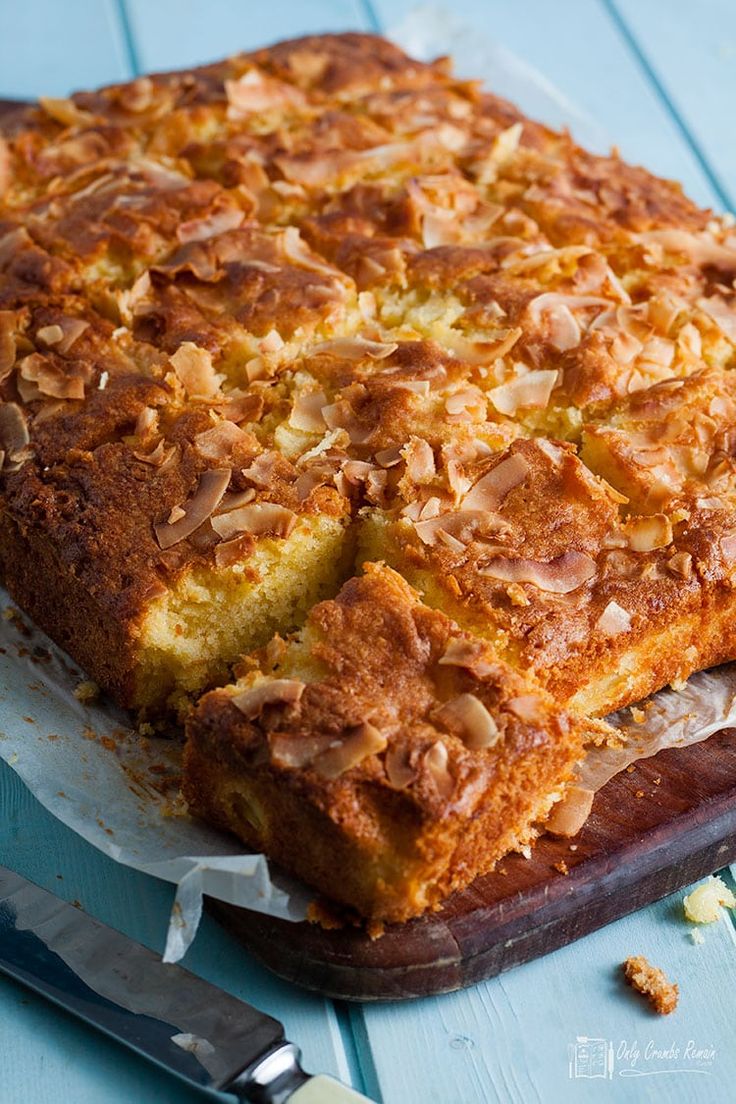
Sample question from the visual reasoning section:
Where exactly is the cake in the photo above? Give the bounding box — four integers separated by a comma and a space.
2, 33, 736, 923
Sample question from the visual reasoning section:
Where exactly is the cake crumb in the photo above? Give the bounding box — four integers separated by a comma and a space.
689, 928, 705, 945
553, 860, 569, 875
683, 875, 736, 924
74, 680, 100, 703
630, 706, 646, 723
622, 956, 679, 1014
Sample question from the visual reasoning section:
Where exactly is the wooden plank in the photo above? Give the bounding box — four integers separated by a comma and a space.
123, 0, 370, 73
612, 0, 736, 211
0, 761, 353, 1102
214, 728, 736, 998
0, 0, 131, 99
370, 0, 721, 208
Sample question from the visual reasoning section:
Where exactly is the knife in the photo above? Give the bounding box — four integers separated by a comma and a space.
0, 864, 372, 1102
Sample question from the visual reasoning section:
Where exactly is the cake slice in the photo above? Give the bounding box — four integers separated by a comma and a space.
183, 563, 594, 924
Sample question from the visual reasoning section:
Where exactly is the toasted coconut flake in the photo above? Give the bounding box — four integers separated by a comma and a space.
36, 324, 64, 346
385, 745, 417, 790
0, 402, 30, 469
445, 385, 486, 417
595, 600, 632, 635
433, 693, 500, 750
241, 451, 280, 487
216, 488, 257, 513
232, 678, 305, 719
167, 504, 186, 524
310, 337, 398, 360
667, 551, 693, 579
18, 352, 85, 400
487, 369, 558, 415
312, 723, 388, 780
480, 550, 596, 593
55, 317, 90, 354
623, 513, 673, 552
0, 311, 16, 380
638, 229, 736, 272
424, 741, 454, 798
225, 69, 307, 117
170, 342, 223, 399
375, 446, 403, 468
154, 468, 230, 549
697, 294, 736, 342
39, 96, 94, 127
438, 637, 495, 678
321, 400, 370, 444
135, 406, 159, 437
546, 784, 595, 837
213, 393, 264, 425
177, 206, 244, 244
401, 437, 435, 483
133, 438, 173, 467
210, 502, 297, 541
462, 452, 529, 511
214, 533, 254, 567
194, 421, 249, 461
527, 292, 609, 328
280, 226, 342, 279
289, 389, 327, 432
270, 731, 335, 770
439, 327, 522, 365
507, 694, 542, 722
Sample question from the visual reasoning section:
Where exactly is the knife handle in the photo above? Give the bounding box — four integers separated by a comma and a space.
228, 1042, 375, 1103
288, 1075, 374, 1103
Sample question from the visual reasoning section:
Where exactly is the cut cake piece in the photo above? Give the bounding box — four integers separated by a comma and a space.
184, 563, 595, 924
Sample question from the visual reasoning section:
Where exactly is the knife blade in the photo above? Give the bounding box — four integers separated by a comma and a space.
0, 865, 371, 1102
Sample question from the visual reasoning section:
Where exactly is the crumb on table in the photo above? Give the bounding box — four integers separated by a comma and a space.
683, 875, 736, 924
74, 680, 100, 703
622, 955, 679, 1015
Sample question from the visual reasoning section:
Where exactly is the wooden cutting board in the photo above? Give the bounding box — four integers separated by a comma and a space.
212, 728, 736, 1001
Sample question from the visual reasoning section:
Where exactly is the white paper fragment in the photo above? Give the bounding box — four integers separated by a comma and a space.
0, 590, 311, 963
388, 6, 610, 151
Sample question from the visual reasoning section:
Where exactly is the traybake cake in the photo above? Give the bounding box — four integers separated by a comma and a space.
2, 33, 736, 925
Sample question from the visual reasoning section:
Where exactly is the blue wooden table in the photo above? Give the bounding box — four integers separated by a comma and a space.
1, 3, 736, 1101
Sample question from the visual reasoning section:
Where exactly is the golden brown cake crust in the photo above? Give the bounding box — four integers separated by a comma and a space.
184, 564, 587, 922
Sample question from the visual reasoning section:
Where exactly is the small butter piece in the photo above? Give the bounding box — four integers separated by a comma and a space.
683, 875, 736, 924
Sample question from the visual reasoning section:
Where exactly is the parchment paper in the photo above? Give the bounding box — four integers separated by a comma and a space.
0, 9, 731, 962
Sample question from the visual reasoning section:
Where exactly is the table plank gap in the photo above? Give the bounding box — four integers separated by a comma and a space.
603, 0, 733, 210
613, 0, 736, 212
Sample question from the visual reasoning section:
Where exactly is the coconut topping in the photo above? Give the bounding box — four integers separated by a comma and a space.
545, 784, 595, 836
210, 502, 297, 540
595, 600, 632, 635
480, 550, 597, 593
487, 369, 558, 415
312, 722, 388, 780
154, 468, 231, 549
462, 452, 530, 512
0, 311, 16, 380
0, 402, 30, 471
438, 637, 495, 678
423, 740, 454, 798
170, 343, 223, 399
433, 693, 500, 750
231, 677, 305, 719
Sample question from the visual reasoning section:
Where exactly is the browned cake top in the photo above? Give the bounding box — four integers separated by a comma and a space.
1, 30, 735, 657
194, 562, 582, 825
